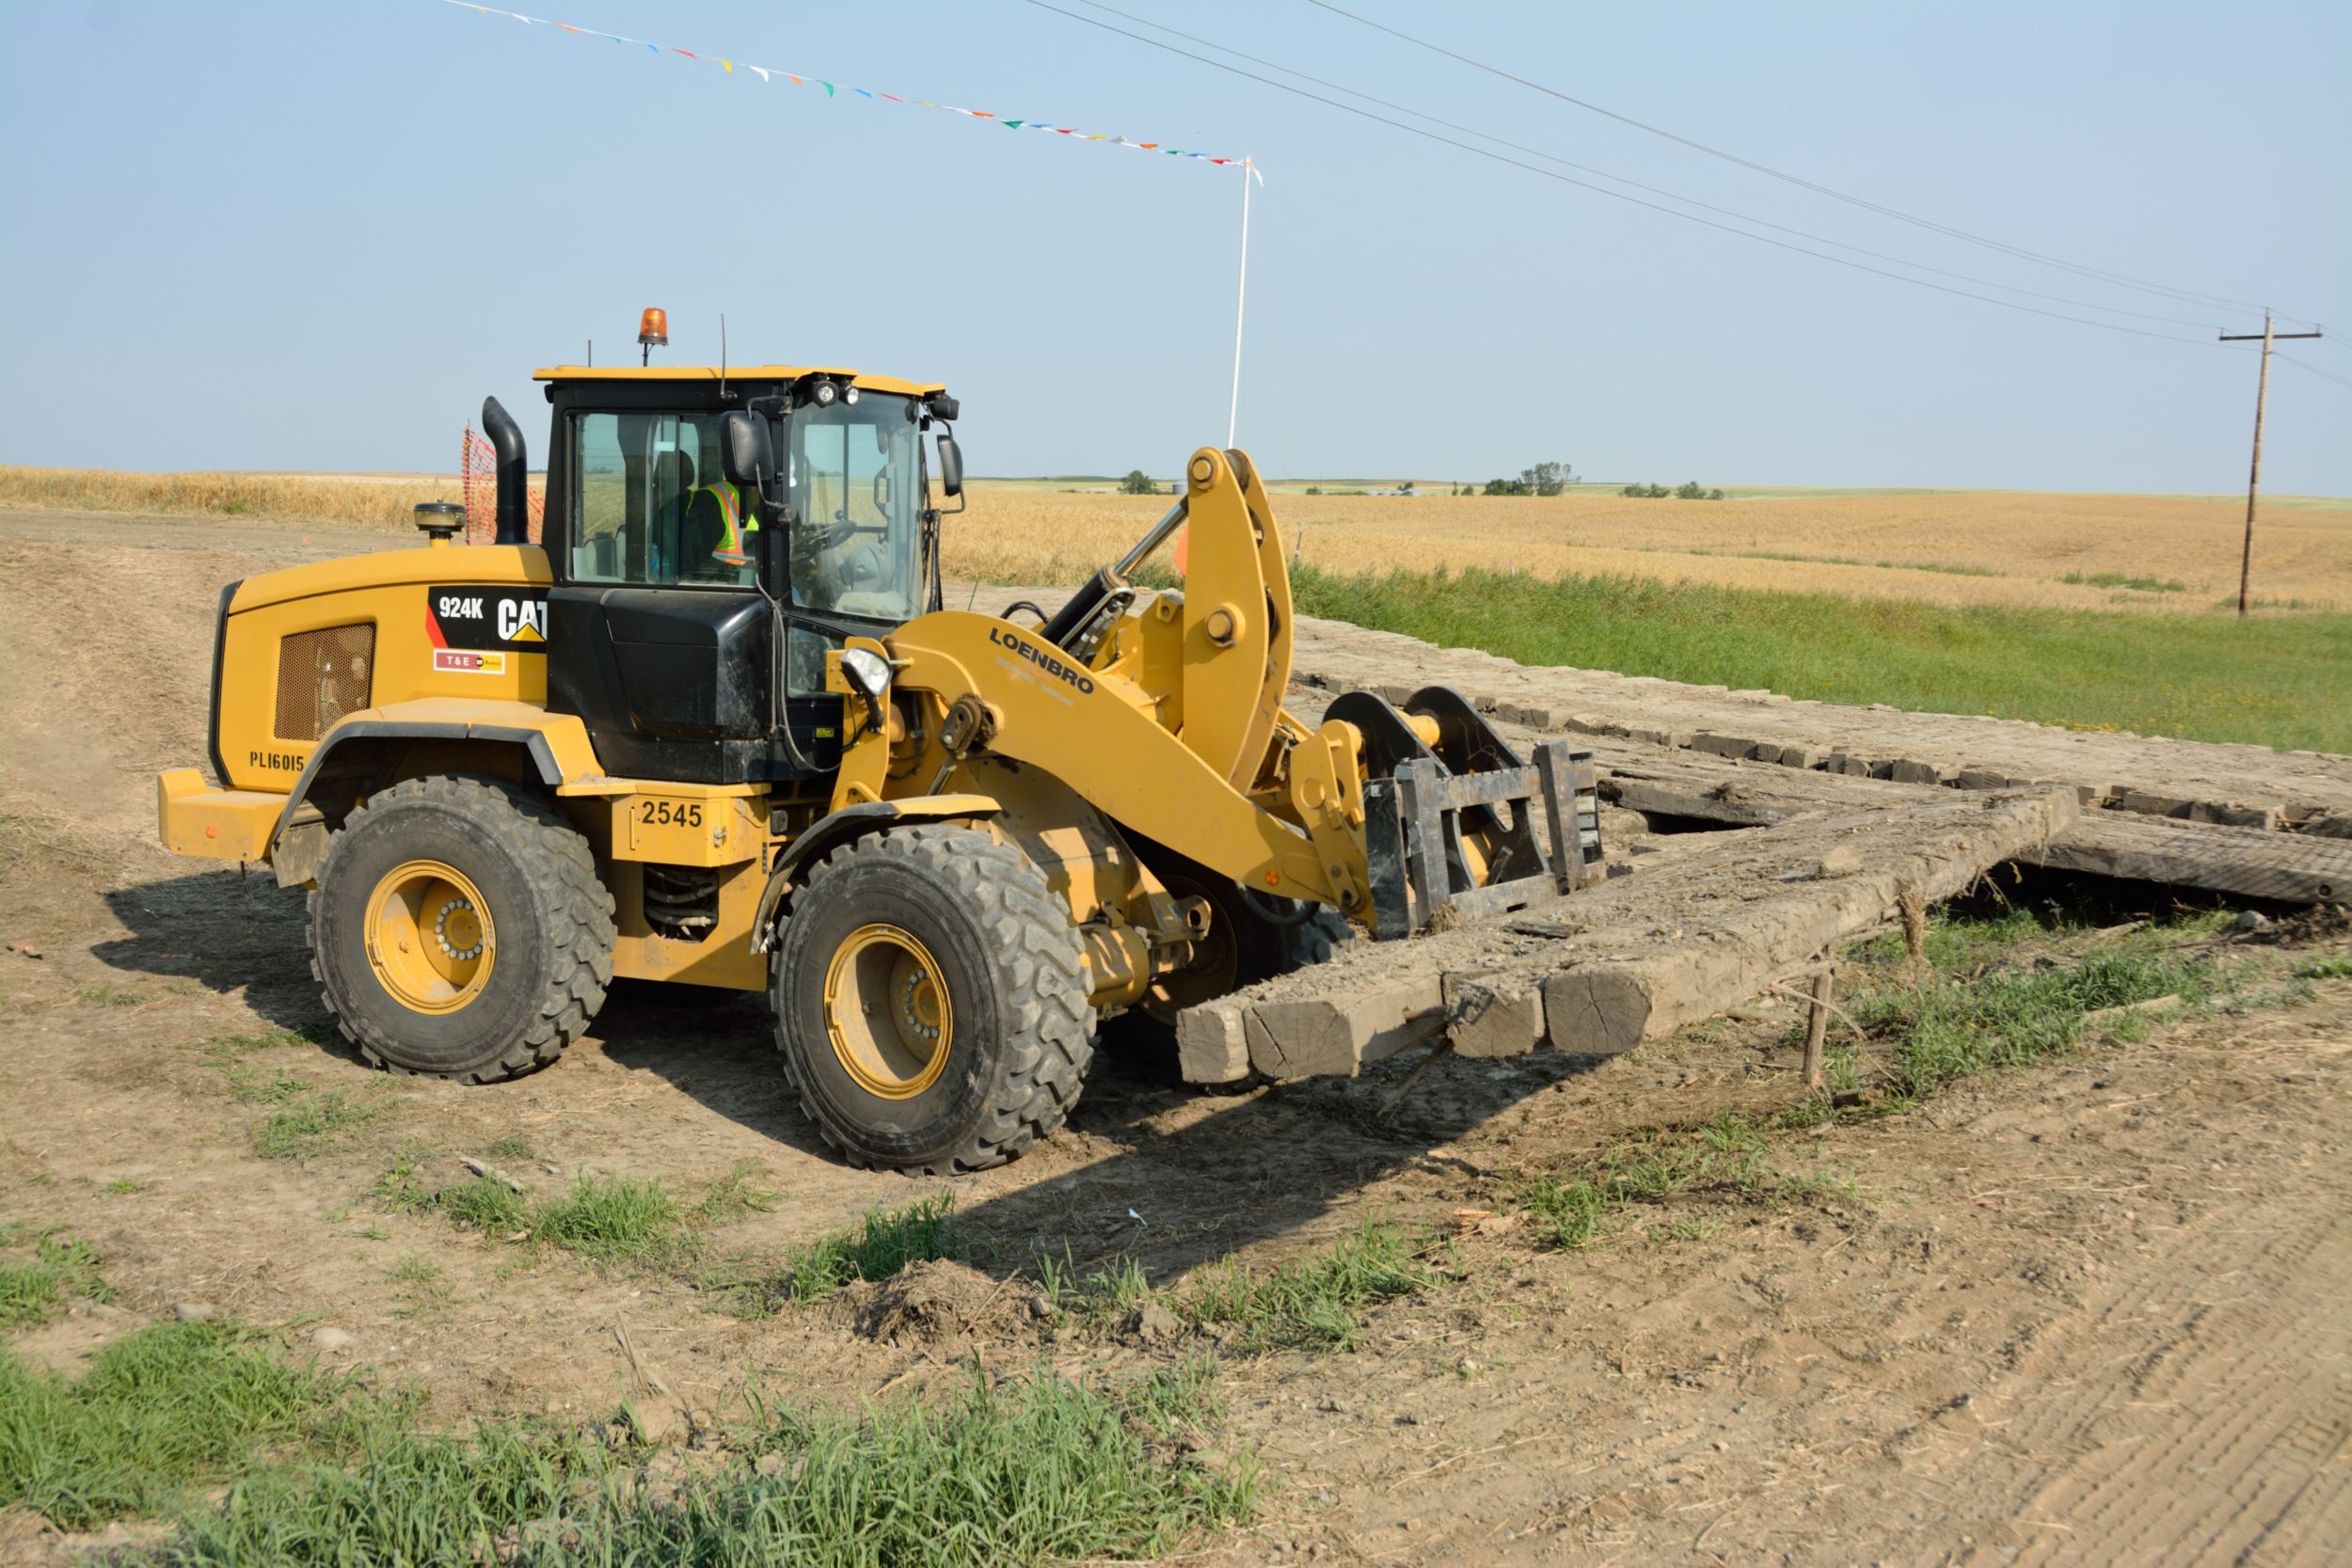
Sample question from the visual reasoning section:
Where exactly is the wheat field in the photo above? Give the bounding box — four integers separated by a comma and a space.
5, 466, 2344, 613
943, 488, 2351, 613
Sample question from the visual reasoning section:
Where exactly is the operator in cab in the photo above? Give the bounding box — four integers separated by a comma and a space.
681, 429, 758, 583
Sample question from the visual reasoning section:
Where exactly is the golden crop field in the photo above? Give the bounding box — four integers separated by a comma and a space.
944, 487, 2351, 613
0, 467, 508, 530
6, 466, 2344, 612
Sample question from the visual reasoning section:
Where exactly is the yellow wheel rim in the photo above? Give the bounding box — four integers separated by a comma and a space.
364, 859, 496, 1015
823, 923, 953, 1101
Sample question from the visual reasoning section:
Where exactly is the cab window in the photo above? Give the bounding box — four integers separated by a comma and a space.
569, 411, 755, 587
787, 396, 922, 621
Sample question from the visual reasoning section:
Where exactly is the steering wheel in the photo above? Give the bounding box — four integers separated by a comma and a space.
803, 512, 890, 552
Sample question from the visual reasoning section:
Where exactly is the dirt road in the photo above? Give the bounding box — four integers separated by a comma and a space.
2, 506, 2346, 1564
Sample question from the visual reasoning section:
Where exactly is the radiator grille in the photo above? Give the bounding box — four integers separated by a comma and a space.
275, 625, 375, 741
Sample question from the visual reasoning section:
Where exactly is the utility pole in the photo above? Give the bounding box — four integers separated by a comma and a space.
1227, 156, 1254, 451
2218, 313, 2323, 617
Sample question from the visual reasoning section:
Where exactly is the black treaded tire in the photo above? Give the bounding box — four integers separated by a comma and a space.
772, 824, 1095, 1176
308, 774, 614, 1083
1134, 841, 1358, 1027
1281, 907, 1356, 972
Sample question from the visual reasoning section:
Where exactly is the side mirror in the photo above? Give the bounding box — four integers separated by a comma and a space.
936, 435, 964, 498
721, 411, 772, 489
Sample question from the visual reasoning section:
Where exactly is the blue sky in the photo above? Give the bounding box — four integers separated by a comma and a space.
2, 1, 2346, 492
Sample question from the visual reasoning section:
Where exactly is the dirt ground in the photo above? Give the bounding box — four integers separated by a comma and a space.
2, 506, 2347, 1565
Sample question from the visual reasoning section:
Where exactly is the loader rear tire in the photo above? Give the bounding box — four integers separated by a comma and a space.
772, 825, 1094, 1175
308, 775, 614, 1084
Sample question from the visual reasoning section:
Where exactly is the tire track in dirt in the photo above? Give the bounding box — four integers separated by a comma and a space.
1915, 1159, 2351, 1565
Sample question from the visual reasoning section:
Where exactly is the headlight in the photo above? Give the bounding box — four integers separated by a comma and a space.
839, 647, 891, 699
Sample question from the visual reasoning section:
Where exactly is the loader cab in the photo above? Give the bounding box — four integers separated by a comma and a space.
534, 364, 952, 786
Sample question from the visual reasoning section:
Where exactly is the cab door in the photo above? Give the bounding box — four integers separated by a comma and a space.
546, 405, 790, 784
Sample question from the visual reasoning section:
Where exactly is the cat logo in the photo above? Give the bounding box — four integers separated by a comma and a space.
497, 597, 547, 642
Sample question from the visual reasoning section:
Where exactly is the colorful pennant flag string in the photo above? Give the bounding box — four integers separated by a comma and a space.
439, 0, 1260, 176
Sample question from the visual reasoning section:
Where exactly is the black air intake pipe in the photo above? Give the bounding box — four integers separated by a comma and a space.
481, 396, 530, 546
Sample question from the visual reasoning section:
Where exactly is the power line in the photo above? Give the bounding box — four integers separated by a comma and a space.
2275, 351, 2352, 391
1020, 0, 2219, 344
1302, 0, 2312, 325
1066, 0, 2227, 333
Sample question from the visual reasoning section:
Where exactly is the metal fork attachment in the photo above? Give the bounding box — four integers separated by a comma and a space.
1335, 688, 1602, 940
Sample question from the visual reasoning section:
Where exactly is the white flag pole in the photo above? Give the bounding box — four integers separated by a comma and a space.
1227, 156, 1255, 450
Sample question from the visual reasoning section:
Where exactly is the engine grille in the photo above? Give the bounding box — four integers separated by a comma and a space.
275, 625, 375, 741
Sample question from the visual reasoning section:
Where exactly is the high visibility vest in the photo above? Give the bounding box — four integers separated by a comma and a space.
693, 482, 758, 565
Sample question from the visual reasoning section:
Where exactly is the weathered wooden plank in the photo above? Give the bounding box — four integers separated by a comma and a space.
1441, 973, 1548, 1059
1601, 779, 1787, 828
1243, 976, 1443, 1079
1175, 999, 1251, 1084
2027, 812, 2351, 906
1540, 788, 2077, 1054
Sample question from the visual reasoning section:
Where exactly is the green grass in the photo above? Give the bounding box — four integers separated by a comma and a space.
0, 1322, 378, 1530
378, 1155, 776, 1274
1179, 1221, 1446, 1353
1035, 1249, 1154, 1327
191, 1029, 316, 1058
250, 1088, 382, 1160
1, 1323, 1253, 1562
1832, 910, 2232, 1101
2064, 569, 2188, 593
389, 1253, 445, 1291
771, 1194, 959, 1307
1033, 1222, 1448, 1354
1517, 1111, 1795, 1252
1692, 548, 2001, 578
1291, 562, 2352, 751
215, 1062, 310, 1104
1867, 949, 2209, 1097
534, 1175, 687, 1265
0, 1230, 115, 1329
436, 1174, 532, 1235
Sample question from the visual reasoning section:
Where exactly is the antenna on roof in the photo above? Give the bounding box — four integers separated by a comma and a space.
719, 314, 727, 401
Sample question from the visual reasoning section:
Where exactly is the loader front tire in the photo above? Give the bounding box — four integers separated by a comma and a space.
308, 775, 614, 1083
772, 825, 1094, 1175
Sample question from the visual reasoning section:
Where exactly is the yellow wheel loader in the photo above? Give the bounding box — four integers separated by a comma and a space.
158, 349, 1600, 1173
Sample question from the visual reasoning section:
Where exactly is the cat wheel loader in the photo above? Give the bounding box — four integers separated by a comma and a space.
157, 342, 1601, 1173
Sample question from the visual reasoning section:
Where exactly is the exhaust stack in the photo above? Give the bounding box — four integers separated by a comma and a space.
481, 396, 530, 546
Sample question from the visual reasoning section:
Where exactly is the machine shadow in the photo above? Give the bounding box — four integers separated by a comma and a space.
96, 868, 352, 1052
601, 992, 1613, 1284
588, 982, 848, 1162
947, 1042, 1612, 1283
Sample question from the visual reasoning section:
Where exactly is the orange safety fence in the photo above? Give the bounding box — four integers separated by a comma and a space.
460, 424, 547, 546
